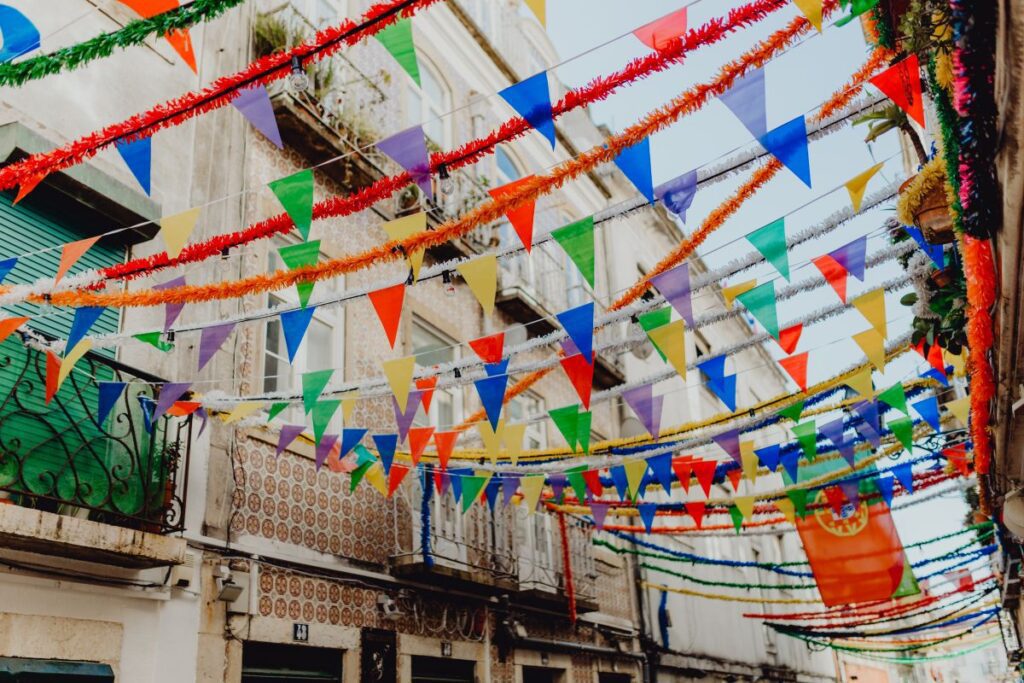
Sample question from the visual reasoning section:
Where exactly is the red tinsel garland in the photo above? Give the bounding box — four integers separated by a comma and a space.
92, 0, 795, 285
0, 0, 441, 193
557, 511, 577, 624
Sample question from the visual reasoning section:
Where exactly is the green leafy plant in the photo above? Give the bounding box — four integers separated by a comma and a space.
854, 105, 928, 164
901, 258, 967, 354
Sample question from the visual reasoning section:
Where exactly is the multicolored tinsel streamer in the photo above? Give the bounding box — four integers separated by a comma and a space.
420, 464, 434, 568
557, 512, 577, 624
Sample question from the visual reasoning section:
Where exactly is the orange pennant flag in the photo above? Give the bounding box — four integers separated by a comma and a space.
488, 177, 537, 253
779, 352, 809, 392
408, 426, 435, 466
56, 236, 101, 284
813, 254, 848, 303
0, 317, 29, 345
726, 467, 742, 493
869, 54, 925, 127
45, 350, 60, 404
778, 323, 803, 354
387, 464, 410, 496
368, 283, 406, 348
433, 431, 460, 469
13, 173, 46, 205
415, 376, 437, 413
118, 1, 197, 71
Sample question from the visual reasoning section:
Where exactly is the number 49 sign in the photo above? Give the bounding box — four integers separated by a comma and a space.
293, 623, 309, 642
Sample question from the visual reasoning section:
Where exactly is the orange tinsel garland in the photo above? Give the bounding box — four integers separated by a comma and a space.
962, 234, 997, 474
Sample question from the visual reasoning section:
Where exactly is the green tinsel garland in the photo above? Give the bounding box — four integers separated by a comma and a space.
640, 561, 818, 591
926, 54, 966, 232
0, 0, 246, 87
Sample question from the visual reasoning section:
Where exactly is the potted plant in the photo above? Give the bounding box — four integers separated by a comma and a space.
896, 158, 956, 244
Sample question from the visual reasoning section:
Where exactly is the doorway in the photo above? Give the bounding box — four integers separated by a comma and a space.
241, 642, 342, 682
521, 666, 567, 683
410, 656, 475, 683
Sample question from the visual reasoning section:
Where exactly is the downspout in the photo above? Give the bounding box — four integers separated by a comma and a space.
631, 546, 655, 683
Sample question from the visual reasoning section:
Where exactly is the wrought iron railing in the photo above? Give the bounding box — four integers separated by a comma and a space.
0, 335, 191, 534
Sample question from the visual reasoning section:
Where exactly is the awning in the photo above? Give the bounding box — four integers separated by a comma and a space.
0, 657, 114, 680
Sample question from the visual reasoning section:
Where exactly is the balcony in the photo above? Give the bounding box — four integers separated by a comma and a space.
0, 335, 191, 567
513, 508, 598, 613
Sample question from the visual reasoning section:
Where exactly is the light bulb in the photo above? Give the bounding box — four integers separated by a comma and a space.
439, 164, 455, 196
288, 56, 310, 93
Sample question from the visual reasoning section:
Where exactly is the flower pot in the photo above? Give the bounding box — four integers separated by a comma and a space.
930, 267, 954, 288
914, 183, 956, 244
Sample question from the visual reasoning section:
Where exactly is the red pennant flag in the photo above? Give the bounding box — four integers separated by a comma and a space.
13, 173, 46, 205
691, 459, 716, 497
944, 444, 970, 476
869, 54, 925, 127
559, 352, 595, 409
671, 455, 694, 493
927, 343, 946, 375
415, 376, 437, 413
488, 176, 537, 252
0, 316, 29, 345
813, 254, 848, 303
388, 463, 410, 496
368, 283, 405, 348
823, 486, 847, 516
684, 500, 706, 529
726, 467, 742, 492
778, 323, 803, 354
433, 431, 459, 469
633, 7, 688, 50
408, 426, 435, 466
779, 353, 809, 392
469, 332, 505, 364
167, 401, 203, 416
582, 469, 603, 497
45, 350, 60, 404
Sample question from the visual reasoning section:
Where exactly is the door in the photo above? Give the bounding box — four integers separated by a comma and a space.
241, 642, 342, 682
410, 656, 474, 683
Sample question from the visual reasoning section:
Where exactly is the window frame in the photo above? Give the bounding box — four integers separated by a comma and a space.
404, 56, 452, 149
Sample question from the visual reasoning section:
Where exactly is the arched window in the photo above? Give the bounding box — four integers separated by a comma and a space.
405, 58, 451, 147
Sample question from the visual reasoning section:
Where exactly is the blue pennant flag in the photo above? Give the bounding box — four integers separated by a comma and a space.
96, 382, 126, 426
718, 68, 767, 138
138, 395, 156, 433
911, 396, 941, 432
474, 374, 509, 430
372, 433, 399, 474
0, 257, 16, 285
66, 307, 105, 354
484, 477, 502, 512
449, 467, 474, 503
819, 416, 857, 468
758, 115, 811, 188
780, 449, 801, 481
499, 71, 555, 149
114, 136, 152, 195
655, 170, 698, 222
340, 428, 367, 458
280, 306, 317, 363
556, 302, 595, 363
921, 368, 950, 387
876, 474, 895, 507
892, 462, 914, 493
0, 5, 40, 63
484, 358, 510, 378
706, 374, 737, 412
646, 453, 675, 495
613, 137, 655, 203
610, 465, 630, 501
697, 355, 728, 384
638, 503, 658, 533
903, 225, 945, 269
754, 444, 781, 472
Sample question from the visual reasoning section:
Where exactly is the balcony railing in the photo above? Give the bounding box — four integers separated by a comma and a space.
0, 335, 192, 534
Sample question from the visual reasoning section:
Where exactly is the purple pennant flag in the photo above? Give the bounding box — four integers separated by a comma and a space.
829, 236, 867, 281
549, 473, 567, 501
231, 85, 283, 148
590, 502, 609, 530
96, 381, 126, 426
852, 400, 882, 448
195, 406, 209, 437
650, 263, 693, 327
718, 68, 767, 138
838, 479, 860, 509
152, 382, 191, 424
154, 277, 186, 331
654, 170, 698, 222
622, 384, 664, 438
713, 428, 742, 465
198, 322, 236, 370
277, 425, 306, 457
377, 125, 432, 199
392, 391, 423, 443
315, 434, 340, 470
820, 416, 857, 468
501, 473, 521, 507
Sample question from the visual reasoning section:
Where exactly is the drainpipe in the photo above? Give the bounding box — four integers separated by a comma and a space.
631, 547, 655, 683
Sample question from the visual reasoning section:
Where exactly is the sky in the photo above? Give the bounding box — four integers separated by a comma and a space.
545, 1, 973, 561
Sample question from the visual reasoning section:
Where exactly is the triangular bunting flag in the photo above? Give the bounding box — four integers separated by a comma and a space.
477, 420, 504, 464
231, 85, 283, 148
414, 377, 437, 414
622, 384, 663, 438
646, 320, 687, 378
722, 279, 757, 308
624, 459, 649, 500
719, 68, 767, 138
888, 416, 915, 453
735, 281, 780, 338
377, 125, 432, 198
613, 138, 655, 203
853, 400, 883, 448
499, 71, 555, 149
368, 283, 405, 348
311, 400, 340, 446
713, 428, 742, 465
633, 6, 688, 49
382, 356, 416, 412
869, 54, 925, 127
655, 170, 698, 222
560, 352, 595, 409
845, 163, 885, 213
779, 353, 809, 392
912, 396, 941, 432
276, 425, 306, 457
729, 506, 744, 533
830, 235, 868, 281
875, 475, 895, 507
853, 328, 887, 372
582, 469, 603, 498
278, 240, 320, 307
844, 366, 875, 400
301, 369, 333, 413
684, 501, 706, 529
549, 405, 580, 452
725, 467, 741, 493
820, 416, 856, 467
489, 177, 537, 252
775, 497, 796, 524
780, 450, 801, 481
520, 475, 545, 513
565, 466, 588, 503
813, 254, 849, 303
152, 382, 191, 424
524, 0, 545, 25
154, 276, 186, 331
778, 400, 805, 422
853, 289, 887, 338
556, 302, 594, 362
134, 331, 173, 352
56, 236, 101, 284
66, 307, 105, 356
792, 421, 817, 460
650, 263, 693, 327
221, 402, 263, 424
114, 136, 152, 195
388, 464, 411, 497
734, 496, 755, 521
0, 5, 40, 62
892, 461, 914, 493
758, 115, 811, 187
375, 17, 420, 86
672, 456, 693, 493
0, 257, 16, 284
705, 374, 737, 412
878, 383, 909, 414
408, 426, 435, 466
474, 373, 508, 430
504, 422, 526, 465
778, 324, 802, 354
382, 212, 426, 281
339, 428, 367, 460
755, 444, 781, 472
96, 381, 126, 426
552, 216, 596, 287
280, 306, 317, 363
457, 254, 498, 314
793, 0, 823, 31
57, 341, 90, 388
197, 322, 235, 371
433, 431, 459, 469
160, 208, 201, 261
741, 441, 759, 484
637, 503, 658, 533
502, 473, 522, 507
269, 169, 314, 241
787, 488, 809, 518
944, 444, 970, 477
946, 396, 970, 425
747, 217, 789, 281
469, 332, 504, 364
393, 392, 422, 443
590, 502, 609, 530
372, 433, 399, 475
904, 225, 945, 269
315, 434, 340, 471
647, 453, 675, 495
691, 460, 716, 498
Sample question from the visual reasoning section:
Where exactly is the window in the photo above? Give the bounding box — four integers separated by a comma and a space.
505, 393, 546, 449
564, 250, 587, 308
263, 239, 344, 426
411, 321, 462, 429
299, 0, 345, 28
405, 59, 451, 147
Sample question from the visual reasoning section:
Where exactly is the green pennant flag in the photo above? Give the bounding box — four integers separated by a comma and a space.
302, 369, 334, 413
279, 240, 320, 308
460, 474, 491, 513
552, 216, 595, 287
735, 281, 780, 339
267, 402, 290, 422
134, 331, 174, 352
746, 217, 790, 281
311, 399, 340, 445
878, 382, 909, 415
269, 169, 315, 241
350, 461, 372, 492
786, 488, 809, 518
565, 465, 589, 503
577, 410, 593, 455
888, 415, 914, 453
637, 307, 671, 361
375, 18, 420, 86
892, 558, 922, 598
792, 420, 817, 460
836, 0, 880, 26
550, 404, 580, 452
729, 505, 744, 533
778, 400, 805, 423
353, 444, 377, 467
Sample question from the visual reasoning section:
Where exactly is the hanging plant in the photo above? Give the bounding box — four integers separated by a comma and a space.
896, 157, 956, 244
854, 104, 928, 164
900, 249, 967, 353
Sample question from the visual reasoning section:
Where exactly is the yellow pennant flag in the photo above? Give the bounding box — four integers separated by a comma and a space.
477, 419, 505, 465
722, 280, 757, 309
734, 496, 755, 521
520, 474, 545, 513
382, 356, 416, 412
503, 422, 527, 466
945, 349, 967, 377
853, 328, 887, 372
844, 365, 875, 400
946, 396, 970, 425
624, 459, 649, 499
646, 320, 687, 379
793, 0, 823, 32
845, 163, 885, 213
741, 441, 759, 484
160, 207, 202, 259
774, 497, 796, 524
853, 289, 887, 338
524, 0, 545, 25
57, 340, 92, 388
383, 212, 426, 281
457, 254, 498, 315
365, 463, 388, 497
221, 401, 264, 424
339, 390, 359, 422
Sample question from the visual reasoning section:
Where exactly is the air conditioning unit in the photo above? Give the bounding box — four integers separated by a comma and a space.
169, 551, 199, 589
